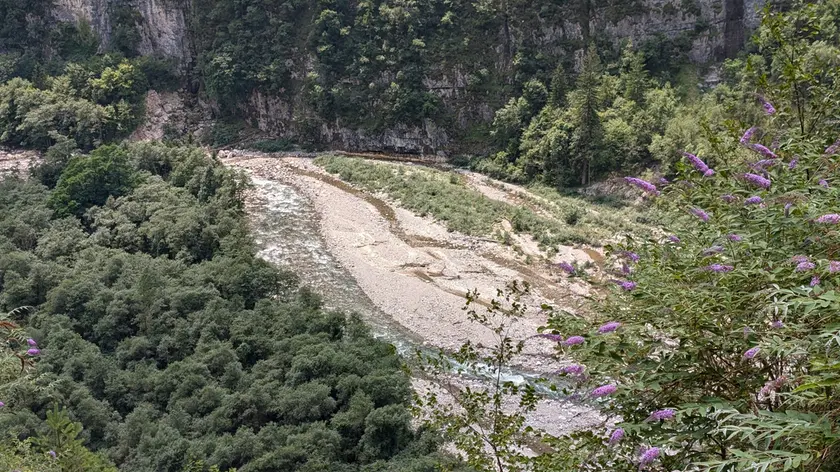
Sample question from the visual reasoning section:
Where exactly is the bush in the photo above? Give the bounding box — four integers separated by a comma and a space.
48, 145, 138, 217
248, 139, 293, 153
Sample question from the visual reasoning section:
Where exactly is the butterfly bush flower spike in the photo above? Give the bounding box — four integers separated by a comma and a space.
825, 139, 840, 155
705, 264, 734, 273
811, 275, 821, 287
667, 235, 681, 243
591, 384, 617, 397
789, 158, 798, 169
537, 333, 563, 342
771, 320, 784, 329
618, 280, 637, 291
563, 336, 585, 346
621, 251, 640, 262
749, 143, 778, 159
681, 151, 714, 176
560, 364, 585, 375
27, 349, 40, 356
27, 338, 37, 347
598, 321, 622, 333
691, 207, 710, 222
556, 262, 575, 274
624, 177, 660, 196
639, 447, 661, 469
744, 346, 760, 359
727, 234, 742, 242
608, 428, 624, 446
759, 96, 776, 115
816, 214, 840, 224
0, 401, 4, 407
743, 173, 771, 189
721, 194, 736, 203
745, 196, 762, 205
646, 409, 675, 422
740, 126, 757, 145
829, 261, 840, 273
796, 261, 816, 272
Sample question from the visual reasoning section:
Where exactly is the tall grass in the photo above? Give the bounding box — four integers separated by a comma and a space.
314, 156, 646, 247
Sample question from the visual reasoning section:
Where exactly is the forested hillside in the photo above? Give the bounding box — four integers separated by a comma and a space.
0, 143, 462, 471
2, 0, 766, 156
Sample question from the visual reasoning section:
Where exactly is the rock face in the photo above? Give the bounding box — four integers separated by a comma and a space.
52, 0, 190, 62
53, 0, 766, 154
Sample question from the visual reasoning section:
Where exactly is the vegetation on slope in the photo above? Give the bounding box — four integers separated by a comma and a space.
425, 3, 840, 471
0, 143, 463, 472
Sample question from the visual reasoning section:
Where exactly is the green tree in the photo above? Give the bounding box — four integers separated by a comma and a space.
48, 145, 138, 217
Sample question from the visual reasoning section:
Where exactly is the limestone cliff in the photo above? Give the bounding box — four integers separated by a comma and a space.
51, 0, 766, 154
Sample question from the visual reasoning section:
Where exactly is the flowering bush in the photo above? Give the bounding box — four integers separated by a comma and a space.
541, 125, 840, 470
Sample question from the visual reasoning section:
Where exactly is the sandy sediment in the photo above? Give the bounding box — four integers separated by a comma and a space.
222, 154, 599, 370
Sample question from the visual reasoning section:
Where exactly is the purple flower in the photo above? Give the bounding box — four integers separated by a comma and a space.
740, 126, 757, 145
560, 364, 585, 375
658, 177, 670, 184
825, 139, 840, 155
743, 173, 771, 189
816, 214, 840, 224
0, 401, 4, 407
598, 321, 622, 333
743, 326, 753, 337
785, 202, 793, 217
621, 251, 640, 262
796, 261, 816, 272
727, 234, 742, 242
791, 255, 810, 263
759, 95, 776, 115
691, 207, 711, 222
563, 336, 585, 346
556, 262, 575, 274
26, 348, 40, 356
703, 245, 724, 255
745, 196, 763, 205
721, 194, 737, 203
608, 428, 624, 445
771, 320, 784, 329
667, 235, 681, 243
26, 338, 37, 347
621, 263, 632, 275
681, 151, 714, 176
624, 177, 660, 196
48, 450, 56, 459
705, 264, 734, 273
811, 275, 821, 287
639, 447, 661, 467
750, 159, 778, 171
646, 409, 676, 422
820, 179, 829, 188
537, 333, 564, 342
749, 143, 778, 159
744, 346, 760, 359
829, 261, 840, 273
591, 384, 617, 397
759, 376, 787, 397
617, 280, 637, 291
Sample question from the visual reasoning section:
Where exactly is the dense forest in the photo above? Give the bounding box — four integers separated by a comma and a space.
0, 143, 463, 471
2, 0, 840, 470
